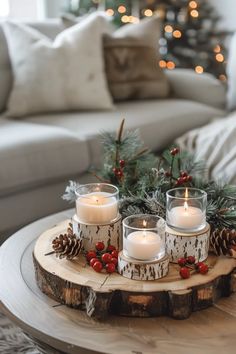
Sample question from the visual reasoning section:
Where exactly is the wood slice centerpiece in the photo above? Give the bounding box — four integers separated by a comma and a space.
33, 220, 236, 320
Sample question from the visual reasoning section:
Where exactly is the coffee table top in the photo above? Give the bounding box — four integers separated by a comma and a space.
1, 209, 236, 354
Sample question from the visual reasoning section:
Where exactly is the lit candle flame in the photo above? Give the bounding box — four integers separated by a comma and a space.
184, 188, 189, 211
185, 188, 189, 199
143, 220, 147, 228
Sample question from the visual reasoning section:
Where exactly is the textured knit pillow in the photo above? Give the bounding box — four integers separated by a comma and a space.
3, 13, 114, 118
62, 15, 170, 101
103, 16, 170, 101
227, 32, 236, 111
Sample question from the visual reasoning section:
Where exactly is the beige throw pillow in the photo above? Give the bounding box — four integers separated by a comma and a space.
4, 13, 114, 118
62, 15, 170, 101
104, 16, 170, 101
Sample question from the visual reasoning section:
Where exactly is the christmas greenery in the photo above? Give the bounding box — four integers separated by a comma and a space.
63, 119, 236, 231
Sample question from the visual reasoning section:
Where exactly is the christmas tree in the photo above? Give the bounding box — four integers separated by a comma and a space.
65, 0, 227, 80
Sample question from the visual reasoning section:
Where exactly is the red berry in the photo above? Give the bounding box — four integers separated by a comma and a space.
90, 258, 99, 267
195, 262, 204, 271
178, 258, 187, 267
111, 250, 119, 258
112, 167, 119, 174
102, 253, 112, 264
174, 147, 179, 154
116, 169, 123, 178
105, 263, 116, 273
171, 147, 179, 156
107, 245, 116, 252
119, 159, 125, 168
95, 241, 105, 252
86, 251, 97, 262
181, 171, 188, 177
187, 175, 193, 182
187, 256, 196, 264
165, 171, 172, 177
176, 177, 184, 185
198, 263, 209, 275
182, 176, 188, 183
111, 257, 118, 266
180, 267, 190, 279
92, 261, 103, 273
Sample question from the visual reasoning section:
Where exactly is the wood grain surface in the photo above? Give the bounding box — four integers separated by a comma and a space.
1, 210, 236, 354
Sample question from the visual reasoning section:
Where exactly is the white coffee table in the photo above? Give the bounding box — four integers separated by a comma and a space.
1, 210, 236, 354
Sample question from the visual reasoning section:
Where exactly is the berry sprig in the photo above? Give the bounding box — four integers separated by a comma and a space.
86, 242, 118, 274
177, 256, 209, 279
113, 159, 125, 181
163, 147, 193, 188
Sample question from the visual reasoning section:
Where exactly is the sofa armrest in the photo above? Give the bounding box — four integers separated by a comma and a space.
165, 68, 226, 110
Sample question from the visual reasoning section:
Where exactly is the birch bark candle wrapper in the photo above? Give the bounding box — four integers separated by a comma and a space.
123, 214, 166, 261
75, 183, 119, 225
166, 188, 207, 233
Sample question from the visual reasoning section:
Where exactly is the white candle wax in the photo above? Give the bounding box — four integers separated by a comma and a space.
76, 192, 118, 224
125, 231, 161, 260
169, 205, 204, 230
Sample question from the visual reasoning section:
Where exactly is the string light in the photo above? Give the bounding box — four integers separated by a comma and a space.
214, 45, 221, 53
195, 65, 204, 74
189, 1, 198, 9
144, 9, 153, 17
121, 15, 129, 23
106, 8, 114, 16
167, 61, 175, 70
173, 30, 182, 38
164, 25, 173, 33
219, 74, 227, 81
190, 9, 199, 18
159, 60, 167, 68
216, 53, 224, 62
118, 5, 126, 14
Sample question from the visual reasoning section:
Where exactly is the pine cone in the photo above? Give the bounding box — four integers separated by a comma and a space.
210, 228, 236, 257
52, 232, 82, 260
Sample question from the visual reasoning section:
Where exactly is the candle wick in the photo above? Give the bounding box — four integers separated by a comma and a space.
184, 201, 188, 211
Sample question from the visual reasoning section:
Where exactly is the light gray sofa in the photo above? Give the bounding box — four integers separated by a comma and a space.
0, 20, 227, 240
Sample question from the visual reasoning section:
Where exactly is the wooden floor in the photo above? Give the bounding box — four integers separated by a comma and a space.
1, 210, 236, 354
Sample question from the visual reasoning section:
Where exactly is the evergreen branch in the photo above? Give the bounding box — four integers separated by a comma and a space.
117, 118, 125, 143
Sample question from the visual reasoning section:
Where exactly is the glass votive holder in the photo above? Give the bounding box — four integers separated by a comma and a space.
123, 214, 166, 261
75, 183, 119, 225
166, 187, 207, 233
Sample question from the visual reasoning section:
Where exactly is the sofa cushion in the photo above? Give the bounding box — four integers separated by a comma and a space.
0, 118, 90, 196
3, 13, 114, 118
165, 69, 226, 110
26, 99, 224, 168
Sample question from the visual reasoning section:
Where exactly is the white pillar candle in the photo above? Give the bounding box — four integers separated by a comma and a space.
76, 192, 118, 224
125, 231, 161, 260
169, 202, 204, 230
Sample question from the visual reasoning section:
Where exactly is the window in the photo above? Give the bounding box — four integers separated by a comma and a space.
0, 0, 9, 17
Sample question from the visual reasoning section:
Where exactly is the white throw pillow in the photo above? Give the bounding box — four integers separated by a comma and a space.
227, 32, 236, 111
3, 13, 114, 118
